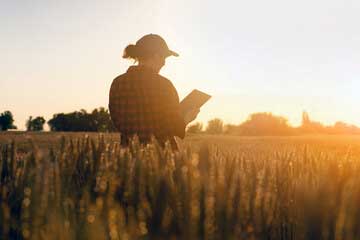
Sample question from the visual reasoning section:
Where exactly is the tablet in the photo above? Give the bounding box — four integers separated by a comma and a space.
180, 89, 211, 112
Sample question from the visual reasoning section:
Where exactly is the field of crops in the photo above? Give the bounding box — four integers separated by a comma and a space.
1, 132, 360, 239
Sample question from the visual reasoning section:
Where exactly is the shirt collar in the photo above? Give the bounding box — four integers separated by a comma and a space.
127, 65, 157, 75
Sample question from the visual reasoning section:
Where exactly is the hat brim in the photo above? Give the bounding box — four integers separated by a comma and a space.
166, 50, 179, 57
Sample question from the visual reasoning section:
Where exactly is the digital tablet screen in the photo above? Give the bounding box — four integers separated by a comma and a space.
180, 89, 211, 112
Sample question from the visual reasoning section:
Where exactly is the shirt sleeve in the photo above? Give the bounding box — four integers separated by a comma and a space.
162, 81, 186, 139
108, 78, 122, 129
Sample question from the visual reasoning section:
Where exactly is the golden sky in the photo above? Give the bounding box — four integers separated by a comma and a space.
1, 0, 360, 130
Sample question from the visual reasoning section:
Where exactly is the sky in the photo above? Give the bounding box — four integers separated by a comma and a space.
1, 0, 360, 130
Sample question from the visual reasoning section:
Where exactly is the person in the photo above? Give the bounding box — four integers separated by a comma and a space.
109, 34, 199, 149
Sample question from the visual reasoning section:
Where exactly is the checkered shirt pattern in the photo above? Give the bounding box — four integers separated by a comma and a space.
109, 66, 186, 148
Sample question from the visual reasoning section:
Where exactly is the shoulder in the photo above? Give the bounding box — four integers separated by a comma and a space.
157, 74, 176, 91
110, 72, 132, 92
111, 72, 128, 86
157, 74, 179, 100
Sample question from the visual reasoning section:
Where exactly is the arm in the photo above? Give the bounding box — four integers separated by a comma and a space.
108, 78, 122, 130
162, 82, 186, 139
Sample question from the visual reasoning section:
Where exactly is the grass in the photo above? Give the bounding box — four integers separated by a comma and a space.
1, 132, 360, 239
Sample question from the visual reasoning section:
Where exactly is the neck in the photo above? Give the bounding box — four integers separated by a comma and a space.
138, 62, 160, 73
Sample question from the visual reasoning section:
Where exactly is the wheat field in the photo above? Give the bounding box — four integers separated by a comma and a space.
1, 133, 360, 239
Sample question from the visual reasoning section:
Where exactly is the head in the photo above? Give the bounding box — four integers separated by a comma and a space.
123, 34, 179, 73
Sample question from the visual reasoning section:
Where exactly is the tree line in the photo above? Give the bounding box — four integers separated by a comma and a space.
47, 107, 115, 132
1, 109, 360, 136
187, 111, 360, 135
0, 107, 115, 132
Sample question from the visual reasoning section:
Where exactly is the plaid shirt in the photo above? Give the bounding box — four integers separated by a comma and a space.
109, 65, 186, 148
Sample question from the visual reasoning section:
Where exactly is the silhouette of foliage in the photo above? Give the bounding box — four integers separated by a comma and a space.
220, 111, 360, 136
187, 122, 203, 134
91, 107, 116, 132
48, 107, 116, 132
15, 107, 360, 135
237, 112, 294, 136
206, 118, 224, 134
329, 121, 360, 134
26, 116, 46, 131
299, 111, 326, 134
224, 124, 238, 134
0, 111, 17, 131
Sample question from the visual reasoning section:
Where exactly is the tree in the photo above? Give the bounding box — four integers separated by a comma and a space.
302, 111, 311, 126
238, 112, 293, 136
0, 111, 17, 131
48, 107, 116, 132
187, 122, 203, 134
91, 107, 116, 132
26, 116, 46, 131
224, 124, 238, 134
331, 121, 360, 134
206, 118, 224, 134
299, 111, 325, 134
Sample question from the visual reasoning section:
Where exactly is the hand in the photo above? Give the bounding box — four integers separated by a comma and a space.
183, 108, 200, 125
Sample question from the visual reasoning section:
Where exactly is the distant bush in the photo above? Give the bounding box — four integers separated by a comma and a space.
186, 122, 203, 134
205, 118, 224, 134
237, 112, 294, 136
26, 116, 46, 131
48, 107, 116, 132
0, 111, 17, 131
217, 111, 360, 136
223, 123, 238, 135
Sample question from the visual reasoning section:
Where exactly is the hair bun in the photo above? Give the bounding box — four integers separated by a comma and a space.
123, 44, 138, 59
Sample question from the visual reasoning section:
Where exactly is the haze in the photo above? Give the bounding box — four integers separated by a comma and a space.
1, 0, 359, 130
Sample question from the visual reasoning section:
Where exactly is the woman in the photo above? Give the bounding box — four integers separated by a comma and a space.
109, 34, 199, 149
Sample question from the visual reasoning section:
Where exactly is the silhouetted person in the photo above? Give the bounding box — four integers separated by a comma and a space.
109, 34, 199, 149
